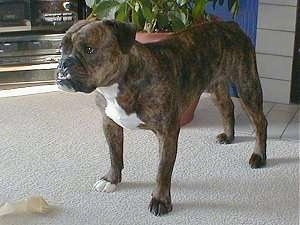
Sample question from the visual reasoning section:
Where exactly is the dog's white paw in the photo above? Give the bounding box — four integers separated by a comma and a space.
93, 179, 117, 193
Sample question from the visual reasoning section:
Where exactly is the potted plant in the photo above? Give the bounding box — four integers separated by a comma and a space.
86, 0, 239, 125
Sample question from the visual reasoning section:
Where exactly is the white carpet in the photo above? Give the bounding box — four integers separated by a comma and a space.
0, 91, 299, 225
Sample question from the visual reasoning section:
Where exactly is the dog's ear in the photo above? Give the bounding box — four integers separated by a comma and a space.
103, 20, 136, 54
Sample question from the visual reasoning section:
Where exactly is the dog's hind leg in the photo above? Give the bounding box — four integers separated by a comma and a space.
235, 54, 267, 168
238, 86, 267, 168
211, 81, 235, 144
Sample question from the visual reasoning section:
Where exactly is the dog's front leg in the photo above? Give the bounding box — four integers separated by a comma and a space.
149, 126, 180, 216
94, 116, 124, 193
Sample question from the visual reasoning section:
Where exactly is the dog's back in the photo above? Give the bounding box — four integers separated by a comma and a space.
134, 21, 257, 104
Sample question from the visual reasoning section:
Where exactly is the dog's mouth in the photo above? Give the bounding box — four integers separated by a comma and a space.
56, 70, 96, 93
56, 57, 78, 92
56, 72, 76, 92
56, 57, 97, 93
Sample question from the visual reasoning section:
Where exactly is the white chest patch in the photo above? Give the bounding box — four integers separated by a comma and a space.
96, 84, 144, 130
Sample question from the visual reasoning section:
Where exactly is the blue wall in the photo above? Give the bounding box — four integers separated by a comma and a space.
206, 0, 259, 97
206, 0, 259, 46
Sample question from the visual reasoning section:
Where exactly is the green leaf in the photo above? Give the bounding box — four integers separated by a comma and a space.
131, 9, 139, 26
192, 0, 208, 19
139, 1, 154, 21
131, 9, 145, 31
176, 0, 188, 6
138, 0, 152, 10
115, 2, 129, 21
171, 18, 185, 31
230, 0, 239, 18
134, 1, 139, 12
157, 13, 169, 29
93, 0, 120, 18
228, 0, 234, 9
169, 12, 186, 31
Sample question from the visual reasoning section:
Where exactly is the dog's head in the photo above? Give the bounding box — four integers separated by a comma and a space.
56, 19, 136, 93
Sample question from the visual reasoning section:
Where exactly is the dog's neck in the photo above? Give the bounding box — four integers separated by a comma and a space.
120, 44, 151, 87
98, 43, 153, 103
114, 55, 131, 85
94, 53, 130, 88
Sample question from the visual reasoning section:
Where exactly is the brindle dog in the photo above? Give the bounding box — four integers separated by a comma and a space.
56, 19, 267, 216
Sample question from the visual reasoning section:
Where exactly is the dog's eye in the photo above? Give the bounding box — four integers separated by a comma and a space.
85, 47, 96, 54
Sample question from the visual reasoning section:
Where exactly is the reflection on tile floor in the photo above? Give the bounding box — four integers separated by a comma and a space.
189, 93, 299, 141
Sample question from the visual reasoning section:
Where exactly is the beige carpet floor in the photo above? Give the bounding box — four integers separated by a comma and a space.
0, 91, 299, 225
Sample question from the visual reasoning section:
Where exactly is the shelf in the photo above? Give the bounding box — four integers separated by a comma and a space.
0, 63, 58, 72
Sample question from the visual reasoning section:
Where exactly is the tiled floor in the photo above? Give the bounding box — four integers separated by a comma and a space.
194, 94, 300, 141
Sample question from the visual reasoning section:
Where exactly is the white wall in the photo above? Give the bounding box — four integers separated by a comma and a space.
256, 0, 298, 103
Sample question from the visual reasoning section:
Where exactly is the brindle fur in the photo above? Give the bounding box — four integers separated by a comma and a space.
57, 19, 268, 216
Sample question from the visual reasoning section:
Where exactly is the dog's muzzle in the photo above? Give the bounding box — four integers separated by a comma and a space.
56, 56, 79, 92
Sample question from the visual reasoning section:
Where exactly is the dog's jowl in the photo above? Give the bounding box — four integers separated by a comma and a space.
56, 19, 268, 216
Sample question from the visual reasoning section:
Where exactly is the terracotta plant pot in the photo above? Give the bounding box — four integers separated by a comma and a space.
135, 32, 172, 43
135, 32, 200, 126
